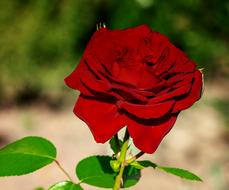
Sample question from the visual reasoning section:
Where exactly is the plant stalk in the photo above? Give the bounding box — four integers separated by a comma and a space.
113, 129, 129, 190
126, 151, 145, 164
55, 160, 73, 182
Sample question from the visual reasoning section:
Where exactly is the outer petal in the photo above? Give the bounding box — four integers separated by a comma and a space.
119, 100, 175, 119
65, 55, 112, 96
173, 70, 202, 112
127, 113, 178, 153
148, 83, 191, 104
74, 95, 125, 143
64, 59, 93, 96
154, 45, 177, 76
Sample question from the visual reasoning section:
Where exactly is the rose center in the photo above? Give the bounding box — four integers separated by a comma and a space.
111, 57, 160, 89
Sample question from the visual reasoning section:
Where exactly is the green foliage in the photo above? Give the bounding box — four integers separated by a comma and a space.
34, 187, 45, 190
49, 181, 83, 190
131, 160, 202, 182
122, 165, 141, 188
131, 160, 157, 169
110, 160, 121, 172
76, 156, 116, 188
0, 0, 228, 105
158, 166, 203, 182
75, 155, 141, 188
0, 136, 56, 176
109, 136, 123, 154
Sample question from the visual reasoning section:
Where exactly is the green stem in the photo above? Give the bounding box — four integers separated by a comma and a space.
55, 160, 73, 182
113, 129, 129, 190
126, 151, 145, 164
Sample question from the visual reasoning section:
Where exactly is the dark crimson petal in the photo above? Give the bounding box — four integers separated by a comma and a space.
133, 88, 156, 97
111, 83, 148, 103
139, 80, 167, 93
173, 70, 202, 112
80, 74, 111, 94
168, 48, 189, 74
166, 73, 193, 86
99, 71, 136, 88
92, 25, 151, 70
149, 84, 191, 104
154, 45, 177, 76
148, 31, 169, 53
172, 74, 194, 88
127, 113, 178, 153
118, 100, 175, 119
65, 49, 113, 96
74, 96, 125, 143
64, 59, 94, 96
110, 24, 151, 49
182, 60, 196, 73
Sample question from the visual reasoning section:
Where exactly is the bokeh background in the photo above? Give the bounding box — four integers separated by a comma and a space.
0, 0, 228, 189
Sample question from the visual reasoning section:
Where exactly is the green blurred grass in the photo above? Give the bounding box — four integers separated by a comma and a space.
0, 0, 228, 106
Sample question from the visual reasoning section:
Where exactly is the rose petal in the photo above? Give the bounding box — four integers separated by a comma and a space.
118, 100, 175, 119
166, 73, 194, 87
80, 74, 111, 97
74, 95, 125, 143
182, 60, 196, 72
173, 70, 202, 112
168, 48, 189, 73
64, 59, 93, 95
127, 113, 178, 153
154, 45, 177, 76
92, 25, 152, 71
111, 83, 148, 103
149, 84, 191, 104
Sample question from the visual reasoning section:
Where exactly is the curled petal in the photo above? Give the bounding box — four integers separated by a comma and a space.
111, 83, 148, 103
149, 84, 191, 104
154, 45, 176, 76
167, 73, 194, 88
127, 113, 178, 153
80, 74, 111, 96
173, 70, 202, 112
74, 96, 125, 143
118, 100, 175, 119
182, 60, 196, 73
64, 60, 93, 96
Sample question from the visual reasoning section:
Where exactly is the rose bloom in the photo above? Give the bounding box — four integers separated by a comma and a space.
65, 25, 202, 153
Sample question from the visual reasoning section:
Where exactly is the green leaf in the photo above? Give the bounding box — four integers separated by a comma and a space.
76, 156, 116, 188
34, 187, 45, 190
48, 181, 83, 190
131, 160, 157, 170
158, 166, 203, 182
122, 165, 141, 188
110, 160, 121, 172
0, 136, 56, 176
109, 137, 123, 154
131, 160, 202, 182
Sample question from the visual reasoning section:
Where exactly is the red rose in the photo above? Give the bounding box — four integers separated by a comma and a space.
65, 25, 202, 153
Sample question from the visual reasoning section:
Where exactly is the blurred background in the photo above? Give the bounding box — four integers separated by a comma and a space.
0, 0, 228, 189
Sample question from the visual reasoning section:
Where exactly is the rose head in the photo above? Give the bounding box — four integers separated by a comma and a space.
65, 25, 203, 153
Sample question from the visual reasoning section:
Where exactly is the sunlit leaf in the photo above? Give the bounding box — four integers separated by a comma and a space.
49, 181, 83, 190
158, 166, 203, 181
131, 159, 202, 182
76, 156, 116, 188
0, 136, 56, 176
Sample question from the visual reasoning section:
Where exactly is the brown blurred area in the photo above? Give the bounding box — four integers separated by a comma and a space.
0, 0, 228, 190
